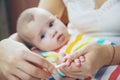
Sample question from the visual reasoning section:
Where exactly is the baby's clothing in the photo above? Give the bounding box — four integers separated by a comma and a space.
40, 34, 113, 66
39, 34, 119, 80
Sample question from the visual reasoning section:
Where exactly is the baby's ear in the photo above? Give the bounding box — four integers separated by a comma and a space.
31, 47, 42, 53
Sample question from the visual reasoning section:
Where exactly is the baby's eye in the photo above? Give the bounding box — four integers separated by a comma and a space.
40, 34, 45, 39
49, 21, 54, 27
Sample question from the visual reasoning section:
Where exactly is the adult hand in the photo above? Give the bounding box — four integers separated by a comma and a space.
0, 39, 55, 80
59, 43, 113, 78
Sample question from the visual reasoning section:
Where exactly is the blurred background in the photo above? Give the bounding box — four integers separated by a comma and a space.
0, 0, 39, 40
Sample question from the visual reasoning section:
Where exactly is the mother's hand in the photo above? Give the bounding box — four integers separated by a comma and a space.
0, 39, 55, 80
60, 43, 113, 78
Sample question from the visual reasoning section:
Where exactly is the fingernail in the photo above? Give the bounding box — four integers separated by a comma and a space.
79, 56, 85, 62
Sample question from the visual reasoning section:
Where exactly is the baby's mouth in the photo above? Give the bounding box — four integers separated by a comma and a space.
57, 34, 65, 43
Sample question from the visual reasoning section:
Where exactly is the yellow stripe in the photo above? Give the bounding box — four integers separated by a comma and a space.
65, 34, 83, 54
74, 37, 93, 52
44, 53, 60, 58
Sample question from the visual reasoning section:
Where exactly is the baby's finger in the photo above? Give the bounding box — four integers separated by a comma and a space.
74, 59, 81, 67
79, 56, 85, 62
62, 53, 74, 62
65, 57, 73, 66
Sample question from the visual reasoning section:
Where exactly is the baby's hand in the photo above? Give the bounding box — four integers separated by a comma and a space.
74, 56, 85, 67
55, 53, 85, 79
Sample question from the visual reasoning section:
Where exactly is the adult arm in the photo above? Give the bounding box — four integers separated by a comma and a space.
38, 0, 106, 19
38, 0, 65, 18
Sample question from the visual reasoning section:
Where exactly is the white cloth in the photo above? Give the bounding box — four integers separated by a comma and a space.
63, 0, 120, 44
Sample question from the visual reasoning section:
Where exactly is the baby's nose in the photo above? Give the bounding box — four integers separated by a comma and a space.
49, 29, 57, 38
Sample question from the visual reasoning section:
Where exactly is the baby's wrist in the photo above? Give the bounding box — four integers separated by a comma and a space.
55, 64, 67, 78
51, 69, 67, 79
57, 69, 67, 78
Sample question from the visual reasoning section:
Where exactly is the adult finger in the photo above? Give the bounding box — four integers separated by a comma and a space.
10, 68, 41, 80
16, 60, 51, 79
6, 74, 20, 80
22, 50, 56, 73
65, 71, 89, 78
60, 62, 88, 78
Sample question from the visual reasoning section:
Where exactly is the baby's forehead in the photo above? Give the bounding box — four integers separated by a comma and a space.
34, 11, 55, 26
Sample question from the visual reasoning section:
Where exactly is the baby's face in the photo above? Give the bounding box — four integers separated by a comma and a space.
28, 9, 70, 51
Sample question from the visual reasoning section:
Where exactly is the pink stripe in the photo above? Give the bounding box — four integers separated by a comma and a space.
109, 65, 120, 80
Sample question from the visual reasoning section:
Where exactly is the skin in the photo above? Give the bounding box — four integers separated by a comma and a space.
17, 8, 84, 80
17, 8, 76, 80
38, 0, 65, 18
17, 8, 70, 51
0, 37, 55, 80
59, 43, 120, 78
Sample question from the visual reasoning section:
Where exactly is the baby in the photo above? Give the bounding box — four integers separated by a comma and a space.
16, 7, 114, 80
16, 7, 75, 80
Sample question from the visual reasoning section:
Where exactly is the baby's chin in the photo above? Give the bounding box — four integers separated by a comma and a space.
56, 40, 68, 50
40, 40, 69, 51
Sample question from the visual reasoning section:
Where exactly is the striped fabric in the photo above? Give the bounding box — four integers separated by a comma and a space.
39, 34, 120, 80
